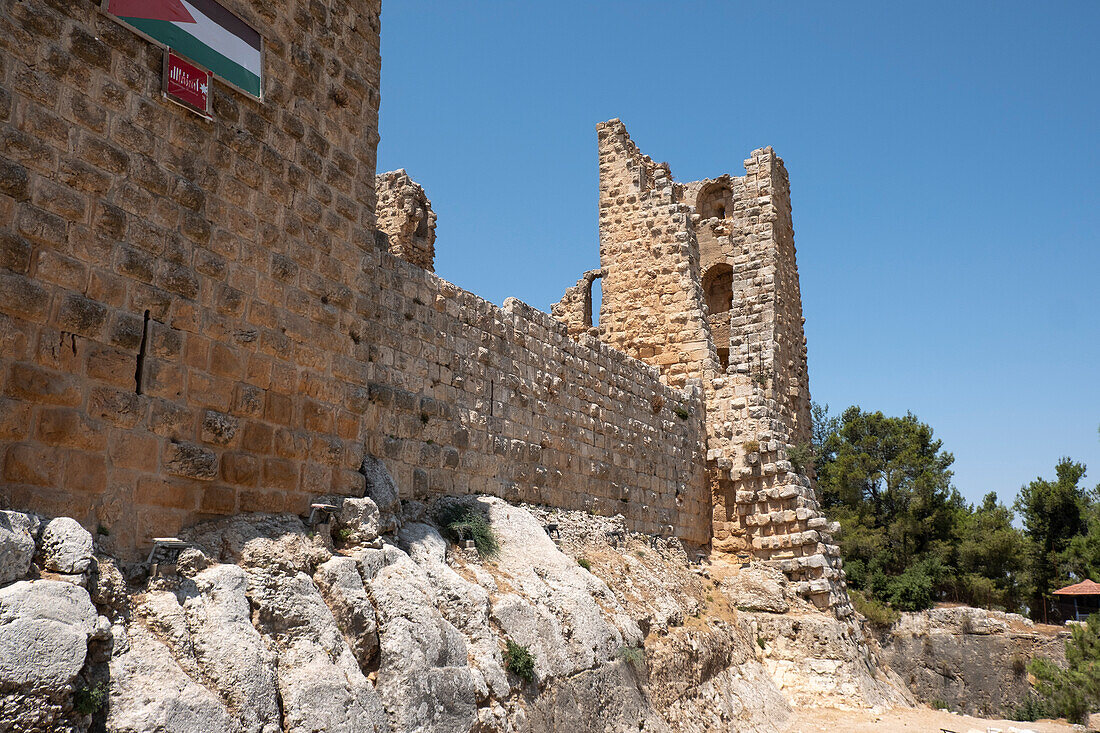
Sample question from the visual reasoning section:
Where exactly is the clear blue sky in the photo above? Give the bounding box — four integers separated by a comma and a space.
377, 1, 1100, 508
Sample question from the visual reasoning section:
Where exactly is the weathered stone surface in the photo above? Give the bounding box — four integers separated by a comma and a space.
398, 520, 509, 699
485, 498, 632, 679
0, 504, 916, 733
314, 556, 379, 672
182, 513, 329, 573
375, 170, 436, 271
178, 564, 281, 733
0, 579, 98, 732
0, 511, 39, 585
751, 612, 912, 711
335, 496, 382, 546
370, 537, 480, 732
360, 455, 401, 533
39, 517, 93, 575
247, 568, 389, 733
0, 580, 96, 687
719, 564, 790, 613
108, 623, 236, 733
878, 607, 1068, 717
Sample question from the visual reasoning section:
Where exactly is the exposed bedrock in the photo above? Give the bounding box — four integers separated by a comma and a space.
876, 607, 1069, 718
0, 496, 910, 732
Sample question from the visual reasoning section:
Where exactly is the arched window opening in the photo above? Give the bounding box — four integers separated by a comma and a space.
701, 263, 733, 317
582, 271, 603, 329
698, 183, 732, 220
716, 347, 730, 371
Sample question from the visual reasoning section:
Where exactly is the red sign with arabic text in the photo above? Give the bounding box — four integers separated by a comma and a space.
164, 51, 211, 117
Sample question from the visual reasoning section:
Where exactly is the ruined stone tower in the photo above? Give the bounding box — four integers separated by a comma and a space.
555, 120, 848, 613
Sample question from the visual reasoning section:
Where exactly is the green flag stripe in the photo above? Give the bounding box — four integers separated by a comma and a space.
122, 17, 261, 97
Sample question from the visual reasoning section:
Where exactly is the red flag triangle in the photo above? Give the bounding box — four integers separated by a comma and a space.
107, 0, 195, 23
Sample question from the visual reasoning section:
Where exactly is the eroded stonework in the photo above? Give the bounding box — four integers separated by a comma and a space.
375, 169, 436, 271
554, 120, 848, 613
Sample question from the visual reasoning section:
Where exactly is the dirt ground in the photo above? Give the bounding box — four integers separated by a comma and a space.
786, 706, 1081, 733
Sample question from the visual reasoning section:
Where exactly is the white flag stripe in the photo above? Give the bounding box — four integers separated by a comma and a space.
175, 0, 261, 75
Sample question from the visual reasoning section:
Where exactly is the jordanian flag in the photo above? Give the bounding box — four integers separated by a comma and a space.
107, 0, 262, 98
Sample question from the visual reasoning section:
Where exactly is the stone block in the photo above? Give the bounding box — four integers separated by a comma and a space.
64, 451, 107, 494
36, 408, 106, 451
221, 452, 260, 487
108, 431, 159, 472
164, 441, 218, 481
200, 410, 240, 446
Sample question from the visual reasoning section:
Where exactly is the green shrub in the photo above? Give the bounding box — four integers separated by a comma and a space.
334, 527, 353, 543
756, 636, 767, 650
743, 440, 760, 455
786, 442, 812, 474
751, 370, 769, 387
1009, 695, 1054, 722
577, 558, 592, 571
1029, 612, 1100, 724
95, 525, 110, 537
74, 682, 107, 715
617, 645, 645, 672
436, 502, 500, 558
504, 639, 535, 683
882, 558, 943, 611
674, 406, 690, 420
931, 698, 949, 711
849, 588, 899, 628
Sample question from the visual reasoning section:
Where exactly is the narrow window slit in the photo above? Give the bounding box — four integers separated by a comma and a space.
135, 309, 151, 394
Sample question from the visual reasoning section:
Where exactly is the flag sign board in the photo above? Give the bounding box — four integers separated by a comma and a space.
104, 0, 263, 100
163, 51, 212, 118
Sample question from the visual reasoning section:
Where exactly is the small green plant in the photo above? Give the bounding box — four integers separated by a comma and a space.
577, 558, 592, 571
504, 639, 535, 683
74, 682, 107, 715
674, 406, 690, 420
435, 502, 500, 558
849, 589, 900, 628
617, 645, 645, 673
334, 527, 354, 543
931, 699, 950, 711
756, 636, 767, 650
420, 412, 430, 424
751, 370, 769, 387
743, 440, 760, 454
786, 442, 812, 474
705, 594, 714, 604
635, 549, 646, 558
95, 525, 110, 536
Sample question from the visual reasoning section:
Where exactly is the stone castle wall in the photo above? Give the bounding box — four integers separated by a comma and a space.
561, 121, 848, 612
0, 1, 710, 556
595, 120, 716, 390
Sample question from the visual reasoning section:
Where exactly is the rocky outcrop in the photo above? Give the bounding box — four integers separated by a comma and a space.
0, 579, 104, 732
876, 607, 1069, 717
0, 511, 38, 585
0, 491, 915, 732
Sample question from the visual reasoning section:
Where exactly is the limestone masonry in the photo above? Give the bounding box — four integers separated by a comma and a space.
0, 0, 845, 609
